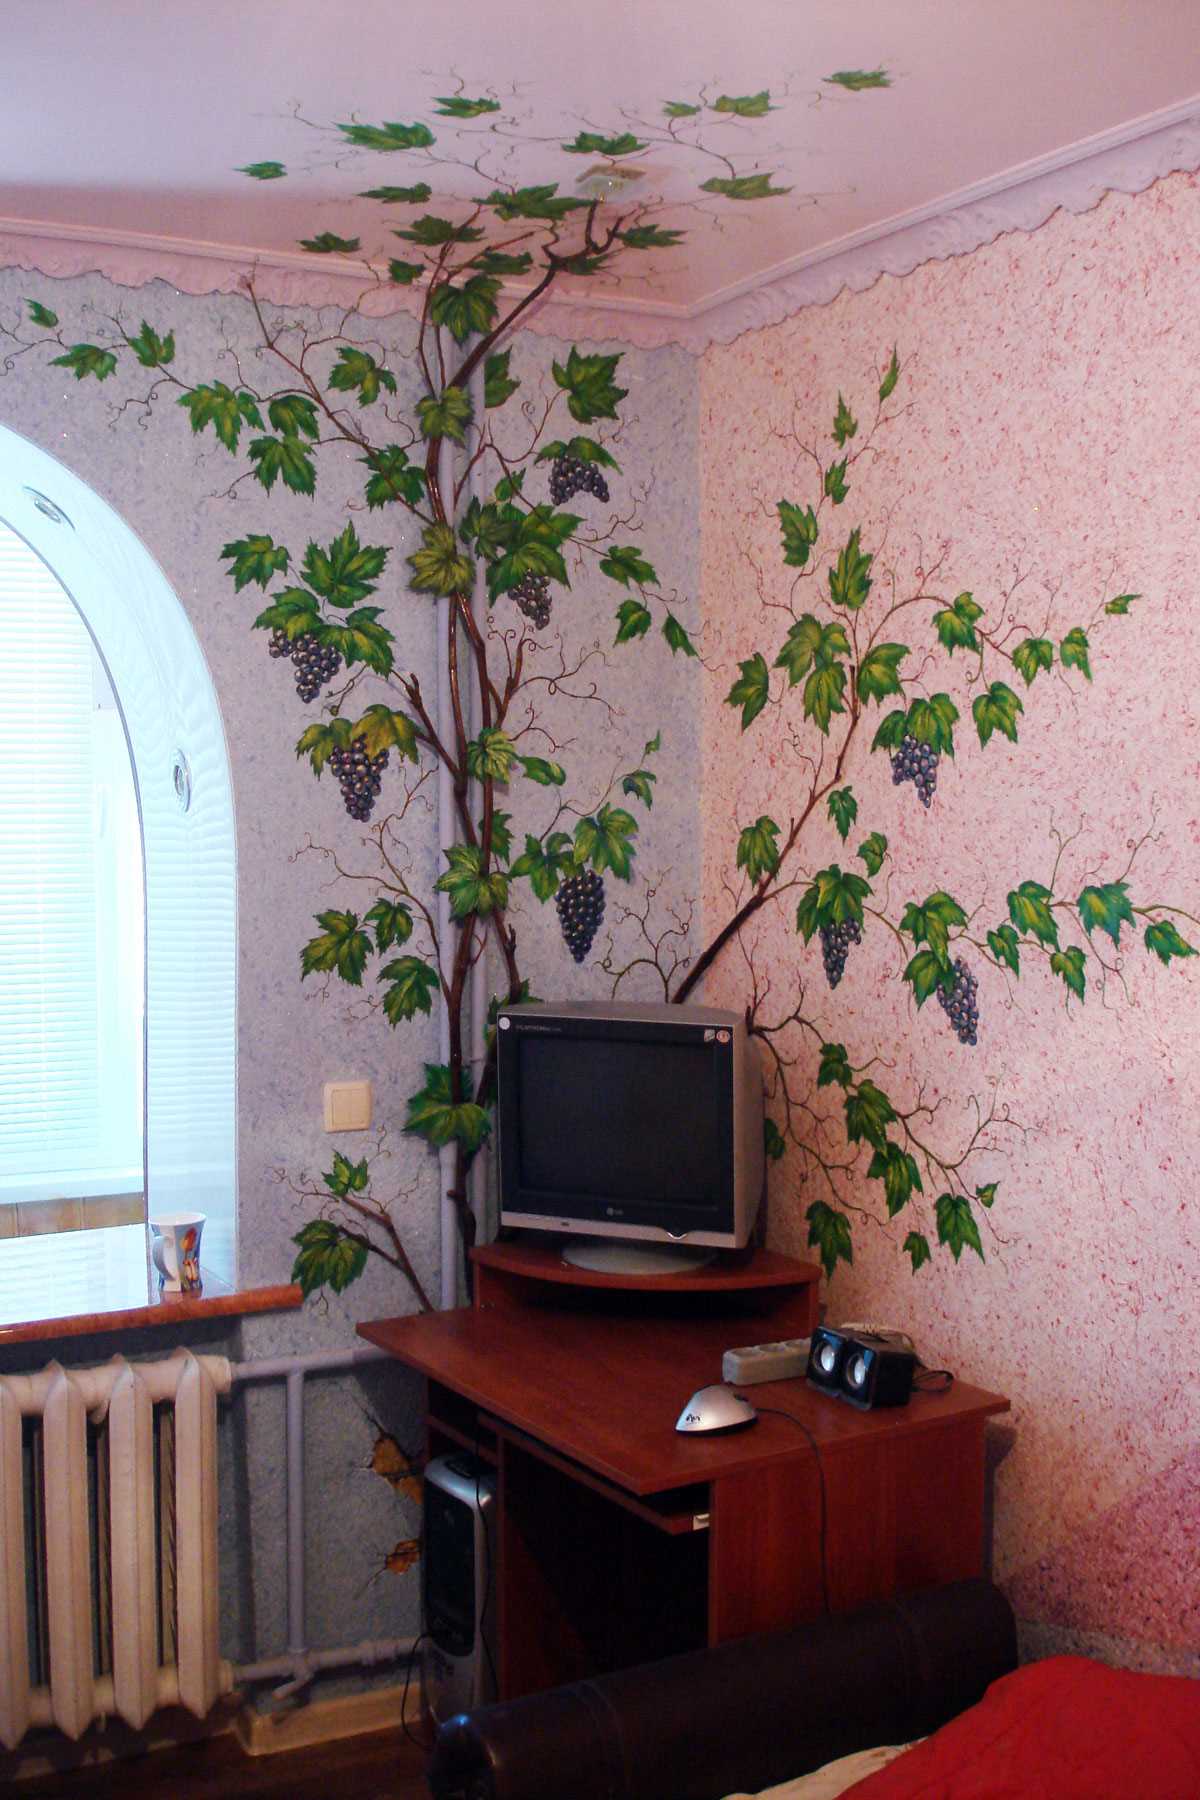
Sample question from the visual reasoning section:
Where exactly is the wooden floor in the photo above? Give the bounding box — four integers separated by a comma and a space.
14, 1728, 433, 1799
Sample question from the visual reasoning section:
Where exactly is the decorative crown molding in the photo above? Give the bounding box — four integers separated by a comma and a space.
2, 99, 1199, 355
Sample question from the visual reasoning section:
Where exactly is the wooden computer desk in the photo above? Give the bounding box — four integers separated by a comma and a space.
359, 1244, 1009, 1700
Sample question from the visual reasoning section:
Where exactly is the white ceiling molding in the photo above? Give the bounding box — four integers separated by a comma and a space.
3, 100, 1199, 356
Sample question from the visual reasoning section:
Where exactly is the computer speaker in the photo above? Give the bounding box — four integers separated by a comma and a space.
806, 1325, 917, 1410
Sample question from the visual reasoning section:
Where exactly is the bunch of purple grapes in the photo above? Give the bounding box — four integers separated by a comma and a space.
328, 742, 390, 823
891, 731, 939, 808
937, 958, 979, 1045
556, 870, 605, 963
549, 455, 609, 506
512, 571, 552, 630
820, 918, 862, 989
268, 628, 342, 703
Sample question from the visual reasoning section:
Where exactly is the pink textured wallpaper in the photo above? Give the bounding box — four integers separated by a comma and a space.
698, 173, 1200, 1668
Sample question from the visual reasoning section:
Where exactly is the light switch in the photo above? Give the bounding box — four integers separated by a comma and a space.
323, 1079, 373, 1132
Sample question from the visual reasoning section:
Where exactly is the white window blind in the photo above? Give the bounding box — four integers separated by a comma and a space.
0, 523, 144, 1201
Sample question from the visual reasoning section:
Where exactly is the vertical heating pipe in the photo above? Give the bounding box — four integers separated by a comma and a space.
436, 412, 458, 1310
286, 1368, 305, 1665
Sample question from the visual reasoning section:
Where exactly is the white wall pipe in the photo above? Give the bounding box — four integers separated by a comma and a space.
466, 361, 491, 1254
435, 408, 459, 1311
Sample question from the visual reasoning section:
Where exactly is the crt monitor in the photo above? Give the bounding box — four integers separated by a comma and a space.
495, 1000, 764, 1273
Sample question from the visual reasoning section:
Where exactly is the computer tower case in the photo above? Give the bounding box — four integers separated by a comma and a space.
422, 1453, 497, 1722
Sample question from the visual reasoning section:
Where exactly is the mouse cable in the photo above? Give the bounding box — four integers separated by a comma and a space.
741, 1402, 831, 1616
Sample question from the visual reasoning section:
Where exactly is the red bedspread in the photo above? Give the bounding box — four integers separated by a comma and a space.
845, 1655, 1200, 1799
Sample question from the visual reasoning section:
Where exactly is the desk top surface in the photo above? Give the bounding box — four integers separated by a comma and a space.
359, 1303, 1009, 1497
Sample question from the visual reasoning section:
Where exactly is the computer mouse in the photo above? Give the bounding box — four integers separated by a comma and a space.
675, 1384, 758, 1434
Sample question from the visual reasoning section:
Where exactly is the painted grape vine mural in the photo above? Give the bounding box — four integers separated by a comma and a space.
5, 71, 1196, 1302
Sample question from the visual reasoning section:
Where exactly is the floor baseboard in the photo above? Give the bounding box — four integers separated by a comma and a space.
235, 1678, 423, 1757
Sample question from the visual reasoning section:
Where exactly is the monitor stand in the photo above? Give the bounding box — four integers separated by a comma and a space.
560, 1238, 717, 1276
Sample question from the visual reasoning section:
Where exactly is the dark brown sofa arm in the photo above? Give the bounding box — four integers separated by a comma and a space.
427, 1578, 1017, 1800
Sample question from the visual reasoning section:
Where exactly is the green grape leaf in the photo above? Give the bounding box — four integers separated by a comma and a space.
871, 709, 909, 752
351, 704, 419, 763
484, 349, 520, 408
127, 320, 175, 368
361, 445, 426, 509
900, 890, 968, 961
574, 804, 638, 880
620, 225, 686, 249
303, 523, 388, 606
291, 1219, 368, 1298
621, 767, 657, 809
976, 1183, 998, 1209
777, 499, 819, 567
395, 214, 484, 246
388, 259, 424, 285
408, 523, 473, 596
301, 910, 372, 985
25, 299, 59, 328
1104, 592, 1139, 615
700, 174, 792, 200
867, 1142, 923, 1217
663, 100, 701, 117
561, 131, 647, 156
904, 949, 948, 1007
764, 1119, 786, 1162
417, 386, 473, 444
479, 251, 536, 275
973, 681, 1023, 748
485, 184, 589, 222
518, 755, 567, 787
824, 458, 848, 504
907, 693, 959, 757
1007, 880, 1059, 948
805, 1201, 853, 1280
486, 810, 514, 864
817, 1042, 853, 1089
727, 652, 770, 730
663, 612, 697, 657
1076, 880, 1134, 946
509, 831, 573, 902
827, 786, 857, 841
933, 591, 983, 654
404, 1063, 490, 1153
552, 347, 627, 423
220, 534, 289, 591
51, 343, 119, 382
486, 505, 578, 599
430, 273, 501, 344
737, 816, 781, 884
795, 864, 871, 941
857, 832, 888, 877
845, 1080, 897, 1151
294, 718, 351, 775
238, 161, 287, 180
1144, 919, 1197, 965
987, 922, 1021, 974
299, 231, 361, 254
1050, 945, 1087, 1001
600, 543, 658, 588
268, 393, 320, 439
433, 94, 500, 117
365, 899, 414, 953
614, 599, 652, 644
936, 1192, 984, 1263
328, 347, 397, 407
856, 642, 909, 705
337, 119, 436, 152
825, 68, 892, 90
903, 1231, 931, 1273
1013, 636, 1054, 685
828, 528, 873, 610
536, 435, 620, 470
258, 588, 322, 640
248, 434, 317, 496
328, 611, 394, 674
1060, 626, 1092, 679
358, 182, 432, 203
803, 659, 847, 734
178, 382, 263, 451
832, 393, 858, 447
775, 615, 850, 685
465, 727, 518, 783
711, 91, 773, 117
435, 843, 509, 918
326, 1150, 371, 1197
878, 347, 900, 401
380, 955, 441, 1023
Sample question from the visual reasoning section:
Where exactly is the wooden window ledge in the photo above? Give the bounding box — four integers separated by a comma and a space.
0, 1223, 301, 1347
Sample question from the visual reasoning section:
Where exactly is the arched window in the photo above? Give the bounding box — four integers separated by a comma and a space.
0, 426, 237, 1284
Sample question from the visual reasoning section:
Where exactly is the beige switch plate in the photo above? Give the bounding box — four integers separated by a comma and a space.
323, 1079, 373, 1132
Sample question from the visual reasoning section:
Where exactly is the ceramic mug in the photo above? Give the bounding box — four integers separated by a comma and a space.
150, 1212, 205, 1293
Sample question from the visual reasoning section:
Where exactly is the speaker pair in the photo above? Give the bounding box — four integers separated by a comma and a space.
805, 1325, 917, 1410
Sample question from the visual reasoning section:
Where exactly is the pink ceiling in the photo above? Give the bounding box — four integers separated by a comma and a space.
4, 0, 1200, 314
